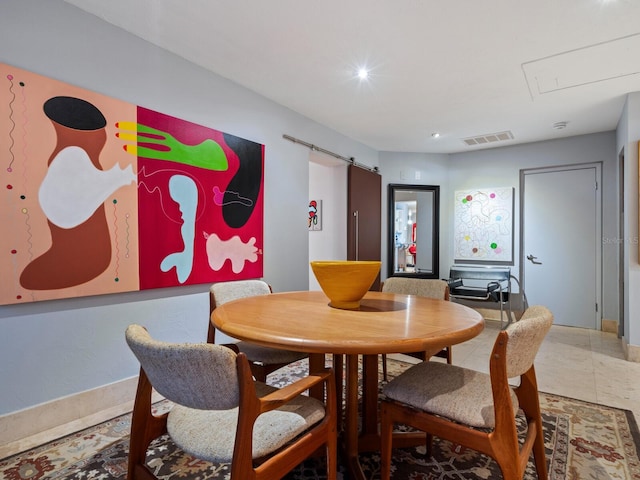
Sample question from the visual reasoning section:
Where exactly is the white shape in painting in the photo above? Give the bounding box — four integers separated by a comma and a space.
204, 233, 258, 273
38, 146, 135, 228
160, 175, 197, 283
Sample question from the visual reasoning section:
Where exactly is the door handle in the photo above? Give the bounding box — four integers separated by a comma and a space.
353, 210, 359, 260
527, 254, 542, 265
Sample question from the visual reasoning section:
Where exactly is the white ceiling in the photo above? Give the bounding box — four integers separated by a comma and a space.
65, 0, 640, 154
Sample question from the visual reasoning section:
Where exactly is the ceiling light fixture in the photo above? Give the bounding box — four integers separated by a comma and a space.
357, 68, 369, 80
431, 132, 440, 138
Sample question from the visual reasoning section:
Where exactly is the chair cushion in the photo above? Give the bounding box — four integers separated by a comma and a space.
166, 382, 326, 462
383, 361, 519, 429
237, 342, 307, 365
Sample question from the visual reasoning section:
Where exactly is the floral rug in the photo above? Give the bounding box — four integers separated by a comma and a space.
1, 358, 639, 479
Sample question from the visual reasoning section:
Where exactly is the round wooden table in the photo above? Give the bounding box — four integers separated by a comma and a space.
211, 290, 484, 480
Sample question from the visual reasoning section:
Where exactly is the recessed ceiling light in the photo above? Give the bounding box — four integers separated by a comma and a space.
431, 132, 440, 138
357, 68, 369, 80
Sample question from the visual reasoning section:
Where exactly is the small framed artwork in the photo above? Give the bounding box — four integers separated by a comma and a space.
308, 199, 322, 231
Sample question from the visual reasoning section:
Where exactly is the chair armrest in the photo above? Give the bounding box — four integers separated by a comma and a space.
259, 368, 334, 413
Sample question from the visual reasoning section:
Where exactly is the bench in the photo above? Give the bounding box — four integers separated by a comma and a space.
447, 265, 512, 328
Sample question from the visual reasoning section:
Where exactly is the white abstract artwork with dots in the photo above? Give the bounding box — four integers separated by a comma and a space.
454, 187, 513, 262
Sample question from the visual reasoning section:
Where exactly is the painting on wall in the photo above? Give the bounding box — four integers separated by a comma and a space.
0, 63, 264, 305
308, 199, 322, 231
453, 187, 514, 263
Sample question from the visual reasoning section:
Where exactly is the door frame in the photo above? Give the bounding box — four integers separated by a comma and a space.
519, 162, 602, 329
618, 148, 625, 337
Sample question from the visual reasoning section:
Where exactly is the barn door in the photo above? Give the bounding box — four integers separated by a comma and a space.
347, 165, 381, 291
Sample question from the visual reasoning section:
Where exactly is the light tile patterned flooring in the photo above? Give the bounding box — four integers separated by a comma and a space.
409, 319, 640, 422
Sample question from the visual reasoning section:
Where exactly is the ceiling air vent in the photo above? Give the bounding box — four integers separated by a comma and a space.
463, 130, 514, 146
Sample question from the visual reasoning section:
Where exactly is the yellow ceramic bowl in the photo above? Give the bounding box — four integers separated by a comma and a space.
310, 260, 381, 310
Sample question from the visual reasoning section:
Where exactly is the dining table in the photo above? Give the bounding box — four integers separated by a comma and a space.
211, 289, 484, 480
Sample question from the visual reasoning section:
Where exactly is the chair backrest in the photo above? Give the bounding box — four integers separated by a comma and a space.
210, 279, 271, 308
126, 324, 240, 410
382, 277, 449, 300
503, 305, 553, 378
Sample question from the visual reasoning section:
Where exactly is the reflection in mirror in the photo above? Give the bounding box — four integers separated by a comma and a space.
388, 184, 439, 279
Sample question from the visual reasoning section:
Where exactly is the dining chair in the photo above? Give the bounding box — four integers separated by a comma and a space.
380, 277, 452, 380
208, 280, 307, 382
125, 324, 337, 480
380, 305, 553, 480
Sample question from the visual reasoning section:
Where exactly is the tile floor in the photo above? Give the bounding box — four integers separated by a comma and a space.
427, 319, 640, 422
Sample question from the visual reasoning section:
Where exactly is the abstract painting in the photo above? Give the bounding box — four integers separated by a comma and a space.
1, 63, 264, 305
453, 187, 513, 262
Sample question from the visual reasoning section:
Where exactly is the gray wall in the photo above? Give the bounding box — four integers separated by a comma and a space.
380, 132, 619, 321
379, 152, 451, 278
450, 132, 618, 322
617, 93, 640, 348
0, 0, 379, 415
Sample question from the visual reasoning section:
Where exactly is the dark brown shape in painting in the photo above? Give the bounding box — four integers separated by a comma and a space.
20, 97, 113, 290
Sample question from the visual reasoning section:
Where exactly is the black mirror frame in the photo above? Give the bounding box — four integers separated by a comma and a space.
387, 184, 440, 279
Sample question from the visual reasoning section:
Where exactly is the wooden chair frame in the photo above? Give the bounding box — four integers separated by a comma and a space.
380, 329, 547, 480
208, 282, 307, 382
128, 351, 337, 480
381, 279, 452, 381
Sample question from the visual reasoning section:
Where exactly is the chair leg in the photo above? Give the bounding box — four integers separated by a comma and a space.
251, 364, 268, 383
326, 421, 338, 480
382, 354, 388, 381
531, 419, 548, 480
426, 433, 434, 457
332, 354, 344, 431
518, 368, 548, 480
128, 370, 168, 480
380, 401, 394, 480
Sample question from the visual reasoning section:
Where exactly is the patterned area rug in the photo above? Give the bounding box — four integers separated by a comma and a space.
1, 358, 639, 480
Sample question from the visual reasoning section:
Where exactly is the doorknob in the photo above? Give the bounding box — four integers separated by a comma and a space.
527, 254, 542, 265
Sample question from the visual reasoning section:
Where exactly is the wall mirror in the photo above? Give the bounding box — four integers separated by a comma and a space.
387, 184, 440, 279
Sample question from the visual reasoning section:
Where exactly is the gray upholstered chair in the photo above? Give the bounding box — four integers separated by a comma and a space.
208, 280, 307, 382
380, 305, 553, 480
381, 277, 452, 380
125, 324, 337, 480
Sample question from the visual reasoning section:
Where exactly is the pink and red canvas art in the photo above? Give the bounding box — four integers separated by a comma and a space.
1, 63, 264, 305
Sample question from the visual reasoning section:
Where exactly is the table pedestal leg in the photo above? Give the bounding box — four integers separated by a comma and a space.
344, 354, 365, 479
343, 354, 381, 479
344, 353, 427, 480
361, 354, 379, 436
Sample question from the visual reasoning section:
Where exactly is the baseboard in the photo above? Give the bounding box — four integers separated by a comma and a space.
601, 319, 618, 333
473, 307, 517, 323
622, 339, 640, 363
0, 376, 157, 459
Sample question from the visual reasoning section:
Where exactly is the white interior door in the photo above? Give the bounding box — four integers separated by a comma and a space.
522, 165, 601, 329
